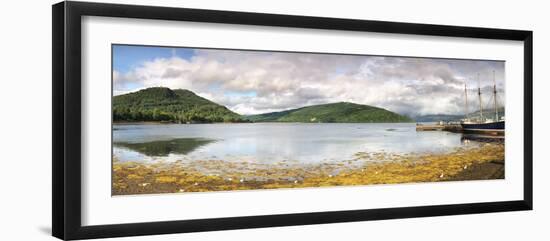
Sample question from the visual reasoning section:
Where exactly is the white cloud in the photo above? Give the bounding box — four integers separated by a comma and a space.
113, 49, 505, 116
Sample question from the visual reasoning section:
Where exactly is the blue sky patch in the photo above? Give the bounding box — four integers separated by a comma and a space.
113, 45, 195, 73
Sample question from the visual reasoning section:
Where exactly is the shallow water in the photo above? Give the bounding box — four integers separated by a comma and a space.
113, 123, 478, 164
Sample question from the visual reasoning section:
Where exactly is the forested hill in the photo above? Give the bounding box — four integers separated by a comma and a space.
245, 102, 413, 123
114, 88, 412, 123
113, 87, 243, 123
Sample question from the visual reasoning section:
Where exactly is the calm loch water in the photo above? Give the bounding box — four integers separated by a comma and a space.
113, 123, 475, 164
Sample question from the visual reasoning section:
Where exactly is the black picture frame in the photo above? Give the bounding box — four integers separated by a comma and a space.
52, 1, 533, 240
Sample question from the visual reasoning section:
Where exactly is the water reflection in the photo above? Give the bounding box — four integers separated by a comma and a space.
113, 123, 475, 164
461, 134, 505, 144
114, 138, 215, 156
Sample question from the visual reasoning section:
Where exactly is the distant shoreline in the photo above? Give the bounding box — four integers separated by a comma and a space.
113, 121, 168, 125
112, 121, 247, 125
112, 121, 416, 125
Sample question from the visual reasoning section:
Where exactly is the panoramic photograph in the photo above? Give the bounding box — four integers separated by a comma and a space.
111, 44, 505, 195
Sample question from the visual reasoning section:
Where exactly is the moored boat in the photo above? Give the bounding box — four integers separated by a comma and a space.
461, 120, 504, 135
460, 71, 504, 135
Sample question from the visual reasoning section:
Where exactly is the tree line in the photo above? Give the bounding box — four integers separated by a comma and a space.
113, 105, 245, 123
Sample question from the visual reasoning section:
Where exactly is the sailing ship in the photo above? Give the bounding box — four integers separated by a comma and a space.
461, 71, 504, 134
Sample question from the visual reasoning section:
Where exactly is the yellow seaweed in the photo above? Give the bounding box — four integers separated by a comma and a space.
112, 143, 504, 195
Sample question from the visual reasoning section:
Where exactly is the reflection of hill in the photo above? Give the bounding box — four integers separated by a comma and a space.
114, 138, 215, 157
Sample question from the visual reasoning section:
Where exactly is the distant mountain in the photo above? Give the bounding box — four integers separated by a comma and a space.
414, 114, 464, 123
113, 87, 243, 123
246, 102, 413, 123
414, 107, 505, 122
468, 107, 505, 120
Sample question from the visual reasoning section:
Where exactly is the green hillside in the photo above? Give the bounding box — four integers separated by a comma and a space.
246, 102, 412, 123
113, 87, 243, 123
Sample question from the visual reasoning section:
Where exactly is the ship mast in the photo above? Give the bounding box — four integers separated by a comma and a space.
478, 73, 483, 122
493, 70, 498, 121
464, 81, 469, 120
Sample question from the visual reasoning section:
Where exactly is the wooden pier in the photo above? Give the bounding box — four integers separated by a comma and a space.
416, 123, 504, 136
416, 123, 463, 133
416, 124, 444, 131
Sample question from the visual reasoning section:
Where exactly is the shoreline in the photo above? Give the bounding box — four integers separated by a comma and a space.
112, 143, 504, 195
445, 160, 504, 181
113, 121, 416, 125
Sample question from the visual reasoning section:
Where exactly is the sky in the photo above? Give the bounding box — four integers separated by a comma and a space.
112, 44, 505, 117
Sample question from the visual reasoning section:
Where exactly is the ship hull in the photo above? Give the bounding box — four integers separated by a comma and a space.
461, 121, 505, 135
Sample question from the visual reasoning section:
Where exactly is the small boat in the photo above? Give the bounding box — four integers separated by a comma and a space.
460, 71, 504, 135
